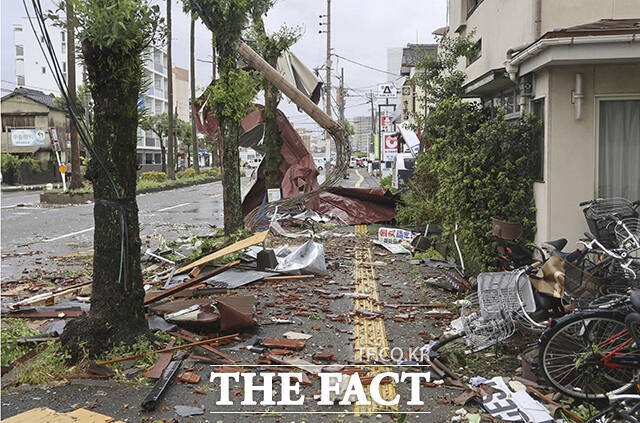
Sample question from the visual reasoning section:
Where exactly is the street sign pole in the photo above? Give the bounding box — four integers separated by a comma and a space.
50, 128, 67, 191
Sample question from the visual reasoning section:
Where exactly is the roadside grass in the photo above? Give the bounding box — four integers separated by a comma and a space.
411, 247, 444, 261
1, 318, 39, 366
14, 342, 71, 385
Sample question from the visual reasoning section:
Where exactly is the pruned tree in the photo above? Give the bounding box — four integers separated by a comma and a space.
139, 113, 169, 173
59, 0, 164, 359
187, 0, 263, 235
250, 2, 300, 188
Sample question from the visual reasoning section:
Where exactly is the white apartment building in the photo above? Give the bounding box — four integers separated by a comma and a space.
445, 0, 640, 247
13, 18, 82, 94
13, 19, 170, 171
138, 45, 169, 171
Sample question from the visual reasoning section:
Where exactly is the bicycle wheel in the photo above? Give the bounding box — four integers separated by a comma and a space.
585, 403, 640, 423
627, 313, 640, 347
539, 310, 639, 399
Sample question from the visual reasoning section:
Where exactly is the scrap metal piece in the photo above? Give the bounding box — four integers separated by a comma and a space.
141, 352, 185, 411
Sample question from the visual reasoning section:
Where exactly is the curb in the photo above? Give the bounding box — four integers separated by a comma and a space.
1, 183, 63, 192
34, 177, 222, 204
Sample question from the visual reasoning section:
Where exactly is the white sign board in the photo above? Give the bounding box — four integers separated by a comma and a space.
11, 129, 47, 147
382, 132, 398, 163
377, 83, 397, 98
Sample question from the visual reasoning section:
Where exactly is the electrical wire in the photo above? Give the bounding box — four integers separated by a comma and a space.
23, 0, 129, 287
332, 53, 401, 77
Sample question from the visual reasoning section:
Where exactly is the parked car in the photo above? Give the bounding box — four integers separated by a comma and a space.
392, 153, 414, 189
349, 157, 357, 168
355, 158, 365, 168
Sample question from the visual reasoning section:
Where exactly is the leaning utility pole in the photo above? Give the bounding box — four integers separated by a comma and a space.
166, 0, 175, 179
190, 12, 199, 174
66, 0, 82, 189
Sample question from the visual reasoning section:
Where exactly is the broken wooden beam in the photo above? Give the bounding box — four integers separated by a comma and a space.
144, 260, 239, 305
169, 329, 239, 364
176, 231, 268, 274
95, 333, 238, 366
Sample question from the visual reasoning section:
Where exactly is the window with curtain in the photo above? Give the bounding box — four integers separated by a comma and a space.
598, 100, 640, 199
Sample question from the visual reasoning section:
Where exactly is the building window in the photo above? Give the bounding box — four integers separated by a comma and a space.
16, 75, 25, 86
154, 153, 161, 164
61, 31, 65, 42
2, 115, 35, 130
145, 153, 154, 164
15, 45, 23, 56
598, 100, 640, 198
137, 153, 143, 164
145, 134, 156, 147
532, 98, 545, 182
41, 66, 46, 74
466, 39, 481, 66
63, 62, 67, 73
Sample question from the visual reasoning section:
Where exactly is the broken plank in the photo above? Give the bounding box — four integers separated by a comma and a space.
169, 330, 239, 364
144, 339, 175, 379
262, 337, 306, 351
176, 230, 269, 274
11, 282, 92, 308
144, 260, 239, 305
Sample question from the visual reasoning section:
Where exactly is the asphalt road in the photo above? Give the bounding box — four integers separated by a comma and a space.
0, 168, 377, 283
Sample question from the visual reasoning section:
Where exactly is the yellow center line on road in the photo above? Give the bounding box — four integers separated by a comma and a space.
354, 169, 364, 188
353, 224, 398, 416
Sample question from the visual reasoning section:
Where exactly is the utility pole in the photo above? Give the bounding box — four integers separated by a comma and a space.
190, 12, 199, 174
66, 0, 82, 189
338, 67, 345, 126
321, 0, 331, 161
370, 91, 375, 158
166, 0, 175, 179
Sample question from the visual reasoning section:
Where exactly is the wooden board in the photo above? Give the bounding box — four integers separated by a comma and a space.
144, 261, 239, 305
3, 407, 123, 423
176, 230, 269, 274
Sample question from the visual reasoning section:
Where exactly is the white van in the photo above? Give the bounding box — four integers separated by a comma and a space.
392, 153, 415, 189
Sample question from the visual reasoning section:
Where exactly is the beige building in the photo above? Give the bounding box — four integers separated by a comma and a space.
399, 44, 437, 125
445, 0, 640, 246
1, 87, 68, 162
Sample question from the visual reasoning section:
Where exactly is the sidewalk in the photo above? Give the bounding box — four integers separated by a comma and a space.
1, 183, 63, 192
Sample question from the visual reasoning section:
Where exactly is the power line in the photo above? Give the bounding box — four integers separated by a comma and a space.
333, 53, 401, 77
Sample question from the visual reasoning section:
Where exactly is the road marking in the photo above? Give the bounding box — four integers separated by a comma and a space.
157, 202, 191, 212
353, 224, 398, 416
44, 227, 94, 242
354, 169, 364, 188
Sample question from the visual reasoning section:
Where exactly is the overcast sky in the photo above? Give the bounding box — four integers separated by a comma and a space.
2, 0, 447, 136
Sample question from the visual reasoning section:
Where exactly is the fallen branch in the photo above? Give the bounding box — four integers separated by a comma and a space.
526, 386, 584, 423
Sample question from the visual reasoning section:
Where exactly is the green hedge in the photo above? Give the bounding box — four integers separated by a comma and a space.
176, 168, 196, 179
1, 154, 46, 185
139, 171, 167, 183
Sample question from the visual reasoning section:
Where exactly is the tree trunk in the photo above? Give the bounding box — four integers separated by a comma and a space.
66, 0, 82, 190
160, 137, 167, 173
217, 41, 243, 235
166, 0, 175, 179
190, 13, 199, 174
255, 17, 283, 189
61, 40, 147, 360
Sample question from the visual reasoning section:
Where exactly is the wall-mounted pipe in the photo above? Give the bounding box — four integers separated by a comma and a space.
573, 73, 583, 120
534, 0, 542, 39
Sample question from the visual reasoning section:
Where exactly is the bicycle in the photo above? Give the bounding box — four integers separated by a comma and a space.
538, 289, 640, 400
